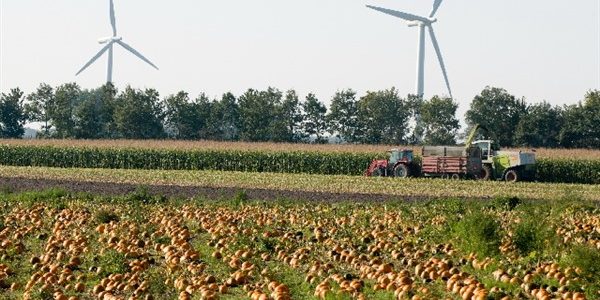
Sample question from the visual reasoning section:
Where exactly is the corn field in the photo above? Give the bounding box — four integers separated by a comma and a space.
0, 145, 379, 175
2, 139, 600, 159
0, 145, 598, 184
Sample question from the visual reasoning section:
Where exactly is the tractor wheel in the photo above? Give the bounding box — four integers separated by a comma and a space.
504, 169, 519, 182
479, 164, 493, 180
372, 168, 385, 177
394, 164, 409, 178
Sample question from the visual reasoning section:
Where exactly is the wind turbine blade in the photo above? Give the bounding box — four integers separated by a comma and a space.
428, 26, 453, 99
115, 40, 159, 70
429, 0, 443, 18
110, 0, 117, 36
76, 42, 113, 76
366, 5, 430, 23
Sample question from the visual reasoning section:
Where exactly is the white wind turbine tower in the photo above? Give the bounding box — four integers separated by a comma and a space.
76, 0, 159, 83
367, 0, 452, 99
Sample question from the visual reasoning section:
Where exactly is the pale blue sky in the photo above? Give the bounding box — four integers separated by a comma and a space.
1, 0, 599, 120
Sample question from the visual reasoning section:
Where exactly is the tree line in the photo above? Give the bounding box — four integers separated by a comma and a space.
0, 83, 598, 148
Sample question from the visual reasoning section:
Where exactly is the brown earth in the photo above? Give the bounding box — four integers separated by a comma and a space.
0, 176, 445, 202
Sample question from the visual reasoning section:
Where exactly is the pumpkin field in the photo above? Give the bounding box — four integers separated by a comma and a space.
0, 190, 599, 300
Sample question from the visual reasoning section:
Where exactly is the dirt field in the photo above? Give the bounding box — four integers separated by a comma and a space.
0, 177, 418, 202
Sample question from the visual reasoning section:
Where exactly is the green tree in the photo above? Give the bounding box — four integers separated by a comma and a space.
238, 88, 282, 142
165, 91, 201, 139
25, 83, 55, 136
465, 87, 527, 147
559, 90, 600, 148
514, 102, 562, 147
577, 90, 600, 148
0, 88, 27, 138
279, 90, 304, 142
73, 84, 117, 139
420, 96, 460, 145
214, 92, 239, 141
356, 88, 410, 145
52, 83, 82, 138
195, 94, 219, 139
301, 93, 328, 143
327, 89, 358, 143
114, 87, 165, 139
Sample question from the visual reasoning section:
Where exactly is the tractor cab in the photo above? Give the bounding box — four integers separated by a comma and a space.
388, 149, 414, 165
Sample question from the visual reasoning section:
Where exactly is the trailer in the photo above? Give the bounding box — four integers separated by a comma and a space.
420, 146, 482, 179
364, 146, 482, 179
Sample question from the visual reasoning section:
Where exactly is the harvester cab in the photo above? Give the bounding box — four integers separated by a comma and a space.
471, 140, 500, 163
471, 139, 536, 182
464, 124, 536, 181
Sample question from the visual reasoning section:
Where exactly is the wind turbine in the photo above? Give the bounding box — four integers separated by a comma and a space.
76, 0, 159, 83
366, 0, 452, 99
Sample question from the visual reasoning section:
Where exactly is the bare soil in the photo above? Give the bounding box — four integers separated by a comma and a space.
0, 176, 435, 202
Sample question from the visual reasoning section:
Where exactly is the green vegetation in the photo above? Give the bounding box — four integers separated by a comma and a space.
0, 144, 376, 176
95, 209, 120, 224
453, 212, 501, 256
563, 245, 600, 280
3, 81, 600, 148
536, 158, 600, 184
512, 219, 552, 256
1, 144, 599, 183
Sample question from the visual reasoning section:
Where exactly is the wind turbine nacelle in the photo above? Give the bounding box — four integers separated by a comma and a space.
98, 37, 112, 44
407, 18, 437, 27
98, 37, 122, 44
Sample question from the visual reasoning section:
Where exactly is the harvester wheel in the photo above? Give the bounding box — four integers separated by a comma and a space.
504, 169, 519, 182
480, 165, 493, 180
393, 164, 409, 178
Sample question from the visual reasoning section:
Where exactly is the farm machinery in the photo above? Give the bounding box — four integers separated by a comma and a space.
365, 125, 536, 182
364, 146, 483, 179
465, 125, 536, 181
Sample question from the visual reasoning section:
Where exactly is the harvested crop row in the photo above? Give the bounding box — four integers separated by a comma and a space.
1, 145, 599, 184
1, 166, 600, 201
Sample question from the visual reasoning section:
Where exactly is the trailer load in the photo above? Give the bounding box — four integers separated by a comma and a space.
421, 146, 482, 179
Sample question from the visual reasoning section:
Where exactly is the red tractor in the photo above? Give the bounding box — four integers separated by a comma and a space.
364, 149, 417, 178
